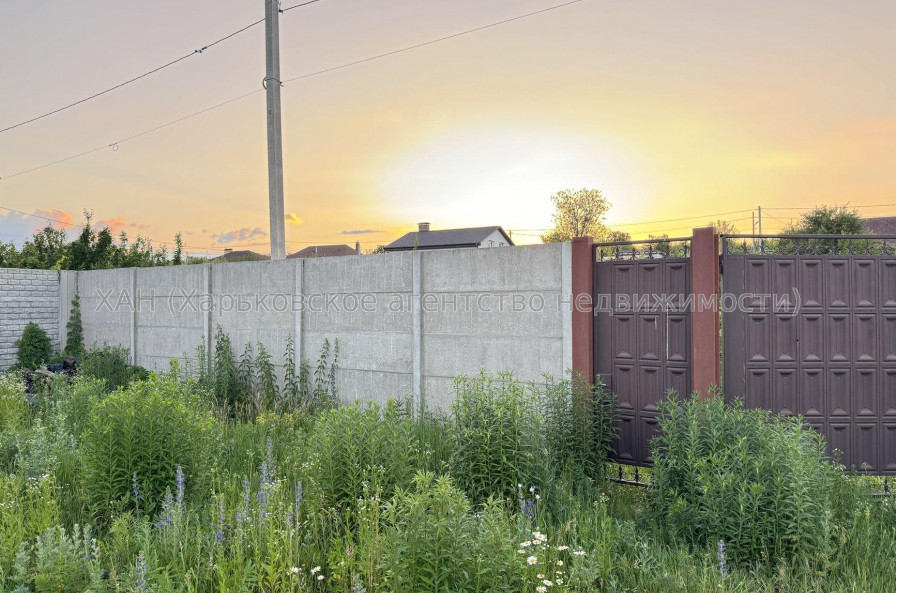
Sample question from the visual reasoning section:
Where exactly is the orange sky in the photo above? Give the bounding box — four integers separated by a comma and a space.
0, 0, 894, 255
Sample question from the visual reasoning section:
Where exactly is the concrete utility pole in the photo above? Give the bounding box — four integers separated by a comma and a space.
265, 0, 286, 260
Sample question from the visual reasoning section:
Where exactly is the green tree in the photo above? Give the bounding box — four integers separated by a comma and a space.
64, 293, 85, 357
541, 188, 612, 243
607, 230, 631, 242
707, 219, 741, 234
785, 204, 865, 235
18, 226, 67, 269
15, 322, 53, 369
64, 212, 114, 270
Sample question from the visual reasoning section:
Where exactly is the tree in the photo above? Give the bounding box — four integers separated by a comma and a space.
785, 204, 865, 235
15, 322, 53, 369
707, 219, 741, 234
18, 226, 67, 269
65, 211, 114, 270
541, 188, 611, 243
64, 293, 86, 357
608, 230, 631, 242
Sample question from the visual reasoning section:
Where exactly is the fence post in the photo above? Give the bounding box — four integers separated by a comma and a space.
570, 236, 594, 383
690, 227, 720, 398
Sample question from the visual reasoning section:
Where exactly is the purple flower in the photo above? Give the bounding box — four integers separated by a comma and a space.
135, 555, 147, 593
214, 501, 227, 544
717, 540, 728, 577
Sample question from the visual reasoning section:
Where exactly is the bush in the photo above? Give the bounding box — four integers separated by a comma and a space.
309, 399, 441, 510
81, 374, 214, 521
449, 372, 546, 504
63, 293, 85, 357
649, 391, 836, 565
78, 344, 147, 391
541, 373, 616, 482
14, 322, 53, 370
0, 373, 27, 432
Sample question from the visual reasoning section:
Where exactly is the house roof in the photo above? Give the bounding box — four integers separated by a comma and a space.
384, 226, 513, 251
287, 244, 358, 258
211, 250, 268, 262
862, 216, 896, 236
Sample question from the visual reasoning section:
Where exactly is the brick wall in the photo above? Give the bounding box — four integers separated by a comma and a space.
0, 269, 62, 369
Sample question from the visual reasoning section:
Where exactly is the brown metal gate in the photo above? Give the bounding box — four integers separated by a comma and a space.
722, 234, 896, 474
594, 239, 692, 466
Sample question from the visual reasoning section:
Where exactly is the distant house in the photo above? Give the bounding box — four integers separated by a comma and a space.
862, 216, 896, 236
384, 223, 514, 252
211, 249, 268, 262
287, 244, 359, 258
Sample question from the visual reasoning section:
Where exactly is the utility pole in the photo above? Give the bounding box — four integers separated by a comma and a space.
757, 205, 763, 251
265, 0, 286, 260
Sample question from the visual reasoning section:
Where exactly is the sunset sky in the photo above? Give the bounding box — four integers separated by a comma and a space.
0, 0, 894, 255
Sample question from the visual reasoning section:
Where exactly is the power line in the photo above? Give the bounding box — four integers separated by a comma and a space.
765, 204, 894, 210
282, 0, 326, 12
0, 90, 264, 180
1, 0, 588, 182
0, 0, 333, 135
0, 18, 269, 135
282, 0, 585, 84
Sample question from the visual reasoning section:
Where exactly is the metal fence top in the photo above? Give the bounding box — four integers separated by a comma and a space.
593, 237, 692, 261
721, 234, 896, 256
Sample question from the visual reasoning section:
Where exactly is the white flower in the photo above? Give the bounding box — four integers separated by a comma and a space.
520, 540, 531, 547
536, 587, 547, 593
556, 560, 564, 566
527, 556, 538, 565
573, 549, 586, 556
288, 567, 299, 575
311, 566, 321, 574
557, 545, 568, 551
543, 579, 553, 586
557, 578, 564, 585
317, 575, 324, 581
537, 574, 545, 579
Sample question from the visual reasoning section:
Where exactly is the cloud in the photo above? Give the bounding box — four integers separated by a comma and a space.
341, 229, 383, 235
212, 227, 268, 245
100, 216, 150, 234
285, 212, 304, 225
0, 208, 77, 246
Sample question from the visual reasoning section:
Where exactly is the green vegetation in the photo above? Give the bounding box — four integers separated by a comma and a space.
14, 322, 53, 370
63, 292, 86, 357
0, 211, 205, 270
0, 341, 892, 592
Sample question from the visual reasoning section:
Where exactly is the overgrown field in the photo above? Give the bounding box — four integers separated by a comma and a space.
0, 343, 893, 592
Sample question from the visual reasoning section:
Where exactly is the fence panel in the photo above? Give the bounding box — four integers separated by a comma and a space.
722, 235, 896, 474
593, 239, 691, 466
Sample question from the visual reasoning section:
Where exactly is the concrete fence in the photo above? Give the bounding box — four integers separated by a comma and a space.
1, 243, 577, 408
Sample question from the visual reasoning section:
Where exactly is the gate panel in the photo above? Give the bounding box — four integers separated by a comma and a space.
722, 235, 896, 474
593, 239, 691, 466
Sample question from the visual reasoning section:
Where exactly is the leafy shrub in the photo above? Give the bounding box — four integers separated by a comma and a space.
0, 373, 27, 432
14, 322, 53, 370
14, 525, 104, 592
52, 376, 109, 442
63, 292, 85, 357
380, 472, 478, 592
81, 374, 214, 520
449, 372, 546, 503
0, 473, 60, 576
649, 391, 836, 565
541, 373, 616, 481
78, 344, 147, 391
309, 399, 438, 510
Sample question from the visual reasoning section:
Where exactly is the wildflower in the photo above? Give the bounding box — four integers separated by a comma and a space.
717, 540, 728, 577
556, 560, 563, 566
288, 567, 299, 575
317, 575, 324, 581
536, 587, 547, 593
520, 540, 532, 547
527, 556, 538, 565
175, 465, 185, 510
135, 555, 147, 593
557, 578, 564, 585
557, 545, 568, 551
537, 574, 545, 579
131, 474, 141, 503
311, 566, 321, 574
517, 549, 525, 554
573, 550, 586, 556
214, 501, 227, 544
543, 579, 553, 586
